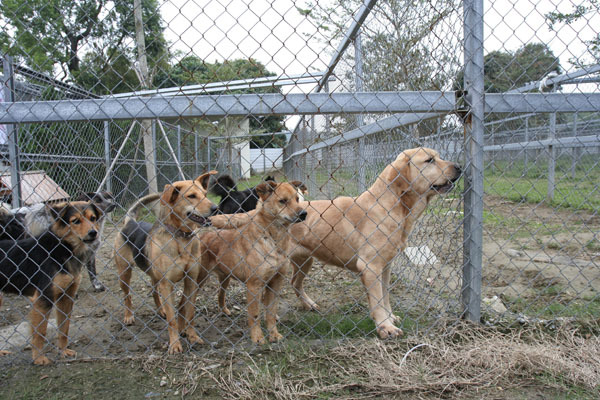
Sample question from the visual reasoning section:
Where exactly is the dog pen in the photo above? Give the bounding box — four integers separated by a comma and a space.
0, 0, 599, 365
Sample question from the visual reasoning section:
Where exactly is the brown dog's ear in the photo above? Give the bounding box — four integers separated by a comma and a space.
161, 184, 180, 206
255, 181, 278, 201
195, 170, 218, 190
386, 153, 410, 194
289, 180, 307, 192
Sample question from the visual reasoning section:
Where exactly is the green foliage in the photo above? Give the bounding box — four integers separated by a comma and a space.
454, 43, 561, 92
546, 1, 600, 65
0, 0, 167, 82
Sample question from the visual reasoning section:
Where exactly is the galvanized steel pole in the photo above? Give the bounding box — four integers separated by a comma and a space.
462, 0, 484, 323
2, 55, 22, 208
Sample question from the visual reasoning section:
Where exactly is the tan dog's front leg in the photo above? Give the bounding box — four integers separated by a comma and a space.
246, 281, 265, 344
178, 273, 203, 346
218, 276, 232, 316
263, 272, 284, 342
359, 261, 403, 339
55, 274, 80, 359
29, 293, 53, 365
157, 279, 183, 354
381, 264, 397, 323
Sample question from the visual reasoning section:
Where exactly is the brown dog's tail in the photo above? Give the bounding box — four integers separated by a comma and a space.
123, 193, 161, 224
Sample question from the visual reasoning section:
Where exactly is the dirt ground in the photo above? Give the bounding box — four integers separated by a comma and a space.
1, 194, 599, 367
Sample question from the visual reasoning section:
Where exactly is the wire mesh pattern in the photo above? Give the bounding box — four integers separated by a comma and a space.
0, 0, 599, 365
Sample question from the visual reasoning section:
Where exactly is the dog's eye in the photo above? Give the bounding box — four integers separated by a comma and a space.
188, 194, 196, 199
426, 158, 435, 163
296, 196, 299, 202
90, 215, 97, 222
279, 199, 287, 204
71, 218, 81, 225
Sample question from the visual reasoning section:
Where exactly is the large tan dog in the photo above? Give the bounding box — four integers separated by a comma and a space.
200, 181, 307, 344
211, 148, 461, 339
113, 172, 217, 354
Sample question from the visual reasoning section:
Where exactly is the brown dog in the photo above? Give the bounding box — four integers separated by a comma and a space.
0, 201, 100, 364
113, 172, 217, 354
210, 148, 461, 339
200, 181, 307, 344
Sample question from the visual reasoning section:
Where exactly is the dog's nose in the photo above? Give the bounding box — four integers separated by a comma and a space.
88, 230, 98, 238
453, 163, 462, 177
210, 204, 219, 215
298, 210, 307, 221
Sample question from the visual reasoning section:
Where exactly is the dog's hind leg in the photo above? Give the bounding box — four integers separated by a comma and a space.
86, 258, 106, 292
290, 254, 319, 311
54, 273, 81, 359
29, 292, 53, 365
263, 272, 284, 343
115, 252, 137, 325
218, 275, 232, 316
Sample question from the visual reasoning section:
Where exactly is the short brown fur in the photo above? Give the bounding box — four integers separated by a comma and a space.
210, 148, 460, 339
200, 181, 307, 344
113, 172, 217, 354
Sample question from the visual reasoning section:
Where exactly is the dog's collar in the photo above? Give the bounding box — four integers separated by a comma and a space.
163, 224, 195, 238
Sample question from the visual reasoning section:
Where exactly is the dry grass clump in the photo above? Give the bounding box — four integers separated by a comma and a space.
215, 322, 600, 399
139, 321, 599, 399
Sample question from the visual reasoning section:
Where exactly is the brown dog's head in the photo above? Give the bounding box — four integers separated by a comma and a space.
255, 181, 307, 225
385, 147, 461, 199
49, 201, 101, 250
160, 171, 218, 231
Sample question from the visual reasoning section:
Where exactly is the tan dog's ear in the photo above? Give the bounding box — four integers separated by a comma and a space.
195, 170, 218, 190
161, 184, 180, 206
48, 202, 72, 226
255, 181, 278, 201
387, 153, 410, 194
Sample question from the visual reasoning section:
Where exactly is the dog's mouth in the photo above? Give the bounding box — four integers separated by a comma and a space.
83, 237, 97, 244
187, 212, 212, 227
432, 182, 455, 194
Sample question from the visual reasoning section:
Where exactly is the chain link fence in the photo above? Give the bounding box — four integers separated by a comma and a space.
0, 0, 599, 365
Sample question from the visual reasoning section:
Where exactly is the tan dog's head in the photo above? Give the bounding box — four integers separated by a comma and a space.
160, 171, 218, 231
49, 201, 101, 250
255, 181, 308, 224
385, 147, 461, 199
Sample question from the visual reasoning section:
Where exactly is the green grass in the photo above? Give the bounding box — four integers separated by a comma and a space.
485, 158, 600, 212
502, 291, 600, 321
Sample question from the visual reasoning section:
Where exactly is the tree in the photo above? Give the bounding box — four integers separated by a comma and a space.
546, 1, 600, 66
0, 0, 167, 87
454, 43, 561, 92
297, 0, 460, 136
155, 56, 287, 148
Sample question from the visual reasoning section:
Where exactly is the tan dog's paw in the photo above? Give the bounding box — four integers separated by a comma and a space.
61, 348, 77, 359
123, 314, 135, 325
250, 331, 265, 345
187, 331, 204, 346
168, 340, 184, 354
158, 308, 167, 319
0, 350, 12, 356
377, 324, 403, 339
268, 330, 283, 343
222, 307, 232, 316
33, 355, 52, 365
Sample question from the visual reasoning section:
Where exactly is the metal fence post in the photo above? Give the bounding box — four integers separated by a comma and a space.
462, 0, 484, 323
547, 90, 556, 202
571, 113, 578, 179
103, 121, 112, 193
194, 129, 199, 176
524, 116, 529, 171
354, 31, 366, 192
207, 137, 212, 171
2, 55, 22, 208
177, 124, 182, 173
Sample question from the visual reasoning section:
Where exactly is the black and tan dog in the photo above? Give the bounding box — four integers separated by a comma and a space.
113, 172, 217, 354
0, 201, 100, 364
201, 181, 307, 344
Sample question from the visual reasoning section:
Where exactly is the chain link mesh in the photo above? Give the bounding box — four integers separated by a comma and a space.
0, 0, 599, 364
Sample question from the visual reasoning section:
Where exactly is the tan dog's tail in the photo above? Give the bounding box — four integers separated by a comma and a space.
123, 193, 161, 224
